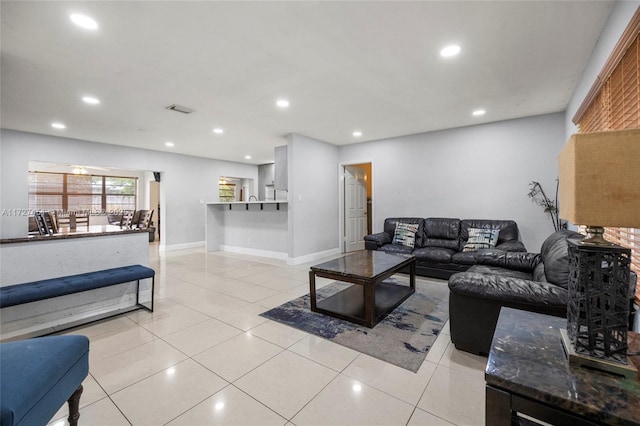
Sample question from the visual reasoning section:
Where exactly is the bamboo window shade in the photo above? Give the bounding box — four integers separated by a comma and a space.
573, 7, 640, 303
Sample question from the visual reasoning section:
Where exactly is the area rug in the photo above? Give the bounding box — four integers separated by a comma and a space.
260, 277, 449, 372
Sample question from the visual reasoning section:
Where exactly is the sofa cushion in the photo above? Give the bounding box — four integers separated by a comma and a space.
412, 247, 454, 263
424, 218, 460, 239
379, 244, 414, 255
451, 251, 478, 266
540, 230, 584, 288
532, 262, 547, 283
462, 228, 499, 252
392, 222, 419, 247
421, 218, 461, 250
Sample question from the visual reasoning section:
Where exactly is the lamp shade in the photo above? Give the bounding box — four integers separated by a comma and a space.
558, 129, 640, 228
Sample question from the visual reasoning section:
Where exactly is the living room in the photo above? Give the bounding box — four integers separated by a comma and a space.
1, 1, 639, 425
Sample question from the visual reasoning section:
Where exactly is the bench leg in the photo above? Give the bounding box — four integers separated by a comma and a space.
67, 384, 83, 426
136, 277, 155, 312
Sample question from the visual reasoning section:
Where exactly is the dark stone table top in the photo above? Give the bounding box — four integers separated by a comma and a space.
486, 307, 640, 425
310, 250, 414, 280
1, 225, 145, 244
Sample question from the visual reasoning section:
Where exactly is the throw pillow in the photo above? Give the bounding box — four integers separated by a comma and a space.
463, 228, 499, 252
392, 222, 419, 248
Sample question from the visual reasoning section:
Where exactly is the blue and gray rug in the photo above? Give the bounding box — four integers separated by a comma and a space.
260, 277, 449, 372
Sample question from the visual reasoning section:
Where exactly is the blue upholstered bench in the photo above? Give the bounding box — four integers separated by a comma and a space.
0, 264, 155, 312
0, 335, 90, 426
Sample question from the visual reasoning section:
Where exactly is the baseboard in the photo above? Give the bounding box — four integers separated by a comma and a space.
162, 241, 205, 252
287, 247, 341, 265
219, 245, 288, 261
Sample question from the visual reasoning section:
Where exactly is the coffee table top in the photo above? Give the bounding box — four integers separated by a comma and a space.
310, 250, 413, 280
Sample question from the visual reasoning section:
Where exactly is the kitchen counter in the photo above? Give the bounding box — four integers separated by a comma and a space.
206, 200, 287, 210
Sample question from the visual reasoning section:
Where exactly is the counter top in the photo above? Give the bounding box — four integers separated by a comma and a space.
1, 225, 146, 244
206, 201, 287, 205
207, 200, 287, 210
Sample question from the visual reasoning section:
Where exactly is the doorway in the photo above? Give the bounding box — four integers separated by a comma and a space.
344, 163, 372, 253
149, 179, 160, 242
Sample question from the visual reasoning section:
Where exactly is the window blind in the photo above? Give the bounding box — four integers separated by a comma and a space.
29, 172, 137, 214
573, 7, 640, 303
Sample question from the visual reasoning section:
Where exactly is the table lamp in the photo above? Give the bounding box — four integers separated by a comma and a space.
558, 128, 640, 378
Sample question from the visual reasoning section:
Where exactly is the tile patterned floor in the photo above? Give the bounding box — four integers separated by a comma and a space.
47, 246, 488, 426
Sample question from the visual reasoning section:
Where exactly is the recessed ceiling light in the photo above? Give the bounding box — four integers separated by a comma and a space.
353, 131, 362, 137
276, 99, 290, 108
51, 122, 66, 129
213, 128, 224, 134
165, 142, 174, 147
70, 13, 98, 30
244, 155, 252, 160
82, 96, 100, 105
440, 44, 461, 57
472, 109, 486, 116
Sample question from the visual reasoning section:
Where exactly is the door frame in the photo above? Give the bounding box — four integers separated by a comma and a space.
338, 160, 374, 254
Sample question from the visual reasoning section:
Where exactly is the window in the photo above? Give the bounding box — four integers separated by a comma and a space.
573, 8, 640, 302
29, 172, 137, 214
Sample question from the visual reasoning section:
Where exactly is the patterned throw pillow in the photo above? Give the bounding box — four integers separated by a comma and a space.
463, 228, 500, 252
392, 222, 419, 247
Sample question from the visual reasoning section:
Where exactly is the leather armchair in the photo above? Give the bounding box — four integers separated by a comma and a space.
448, 230, 637, 356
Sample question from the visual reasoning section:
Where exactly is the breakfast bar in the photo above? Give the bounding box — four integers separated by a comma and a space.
205, 201, 288, 260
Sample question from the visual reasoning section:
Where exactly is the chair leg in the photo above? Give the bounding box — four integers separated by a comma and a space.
67, 384, 83, 426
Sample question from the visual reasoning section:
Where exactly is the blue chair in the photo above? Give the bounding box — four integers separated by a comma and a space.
0, 335, 89, 426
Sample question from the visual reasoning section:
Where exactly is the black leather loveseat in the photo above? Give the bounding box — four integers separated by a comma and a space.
448, 230, 638, 356
364, 217, 526, 279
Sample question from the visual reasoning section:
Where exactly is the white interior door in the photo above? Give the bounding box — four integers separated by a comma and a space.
345, 166, 367, 252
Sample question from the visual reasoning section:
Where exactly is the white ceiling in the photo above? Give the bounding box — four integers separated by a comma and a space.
1, 1, 613, 165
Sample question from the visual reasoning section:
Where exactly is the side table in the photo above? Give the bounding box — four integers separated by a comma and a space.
485, 307, 640, 425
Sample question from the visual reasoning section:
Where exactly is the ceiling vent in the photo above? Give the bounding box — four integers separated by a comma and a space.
165, 104, 195, 114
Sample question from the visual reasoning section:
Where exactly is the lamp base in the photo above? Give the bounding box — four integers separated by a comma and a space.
581, 226, 614, 246
560, 329, 638, 379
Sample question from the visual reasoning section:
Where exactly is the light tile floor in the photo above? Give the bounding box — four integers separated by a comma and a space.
48, 246, 488, 426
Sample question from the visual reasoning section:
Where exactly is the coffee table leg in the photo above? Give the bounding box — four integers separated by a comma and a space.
309, 271, 317, 311
364, 282, 374, 327
410, 259, 416, 291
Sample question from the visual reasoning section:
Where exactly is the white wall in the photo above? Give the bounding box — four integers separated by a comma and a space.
0, 129, 258, 248
338, 113, 566, 252
565, 0, 639, 136
287, 133, 340, 260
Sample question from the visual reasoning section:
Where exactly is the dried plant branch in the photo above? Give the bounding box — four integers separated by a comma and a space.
528, 181, 562, 231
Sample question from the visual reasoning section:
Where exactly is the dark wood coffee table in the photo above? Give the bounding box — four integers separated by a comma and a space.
309, 250, 415, 328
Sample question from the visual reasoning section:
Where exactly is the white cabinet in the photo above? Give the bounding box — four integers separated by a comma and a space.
258, 163, 275, 200
274, 145, 288, 191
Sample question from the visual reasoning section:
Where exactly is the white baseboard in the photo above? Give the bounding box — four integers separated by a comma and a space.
219, 245, 288, 261
162, 241, 205, 252
287, 247, 341, 265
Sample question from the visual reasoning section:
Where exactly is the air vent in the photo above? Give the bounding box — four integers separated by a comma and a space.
165, 104, 195, 114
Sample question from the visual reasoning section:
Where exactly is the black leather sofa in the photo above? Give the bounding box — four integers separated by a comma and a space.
364, 217, 526, 279
448, 230, 638, 356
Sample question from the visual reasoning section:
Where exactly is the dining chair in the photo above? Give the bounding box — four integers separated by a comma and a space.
120, 210, 135, 228
137, 209, 154, 229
